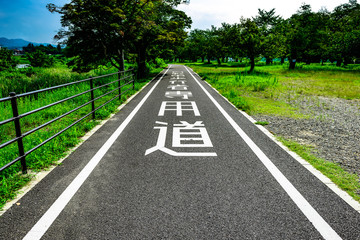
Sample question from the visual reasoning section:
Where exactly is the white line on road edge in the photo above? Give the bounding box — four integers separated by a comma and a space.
198, 71, 360, 214
0, 74, 155, 217
23, 66, 171, 240
185, 66, 342, 240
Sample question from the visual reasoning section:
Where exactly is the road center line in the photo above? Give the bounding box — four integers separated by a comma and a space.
184, 66, 342, 240
22, 66, 171, 240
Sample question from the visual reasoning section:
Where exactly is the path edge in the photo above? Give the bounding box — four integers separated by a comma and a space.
188, 66, 360, 214
0, 69, 164, 216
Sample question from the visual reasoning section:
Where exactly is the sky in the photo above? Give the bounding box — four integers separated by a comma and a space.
177, 0, 351, 30
0, 0, 352, 44
0, 0, 69, 43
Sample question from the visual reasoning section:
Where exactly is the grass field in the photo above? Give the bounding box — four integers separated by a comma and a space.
185, 61, 360, 202
1, 61, 359, 209
0, 63, 163, 210
187, 62, 360, 115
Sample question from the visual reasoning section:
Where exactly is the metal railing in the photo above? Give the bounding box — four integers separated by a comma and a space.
0, 69, 134, 174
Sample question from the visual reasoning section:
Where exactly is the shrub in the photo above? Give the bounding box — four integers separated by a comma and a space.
26, 50, 54, 67
155, 58, 167, 68
0, 48, 18, 70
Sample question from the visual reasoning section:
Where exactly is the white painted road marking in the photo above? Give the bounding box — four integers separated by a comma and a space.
169, 80, 186, 84
184, 66, 342, 240
165, 91, 192, 99
167, 84, 188, 90
158, 101, 200, 116
173, 121, 213, 147
22, 67, 172, 240
145, 121, 216, 157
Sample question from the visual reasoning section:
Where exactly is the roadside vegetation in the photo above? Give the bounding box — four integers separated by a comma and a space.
176, 2, 360, 201
184, 60, 360, 203
1, 0, 360, 210
278, 137, 360, 202
0, 51, 166, 210
187, 62, 360, 115
1, 0, 189, 210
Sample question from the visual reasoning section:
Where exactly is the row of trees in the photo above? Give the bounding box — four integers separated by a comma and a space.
23, 43, 63, 55
178, 0, 360, 71
48, 0, 191, 77
0, 47, 56, 69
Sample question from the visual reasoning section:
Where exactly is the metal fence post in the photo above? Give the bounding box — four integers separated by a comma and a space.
132, 73, 135, 90
9, 92, 27, 174
118, 71, 122, 101
89, 76, 96, 119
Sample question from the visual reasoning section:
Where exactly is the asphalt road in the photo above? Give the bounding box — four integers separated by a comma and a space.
1, 65, 360, 239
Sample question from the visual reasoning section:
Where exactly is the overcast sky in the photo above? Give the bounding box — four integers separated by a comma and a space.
0, 0, 352, 44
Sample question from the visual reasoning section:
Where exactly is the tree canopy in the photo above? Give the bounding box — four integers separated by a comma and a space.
178, 0, 360, 70
47, 0, 191, 76
0, 48, 18, 71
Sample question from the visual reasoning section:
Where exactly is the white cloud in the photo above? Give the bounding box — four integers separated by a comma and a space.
178, 0, 350, 30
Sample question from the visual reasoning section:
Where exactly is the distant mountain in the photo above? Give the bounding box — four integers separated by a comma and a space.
0, 37, 53, 49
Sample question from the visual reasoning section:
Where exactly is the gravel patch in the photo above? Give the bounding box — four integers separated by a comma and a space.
254, 95, 360, 178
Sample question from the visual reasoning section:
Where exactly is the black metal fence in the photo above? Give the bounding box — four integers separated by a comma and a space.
0, 69, 134, 174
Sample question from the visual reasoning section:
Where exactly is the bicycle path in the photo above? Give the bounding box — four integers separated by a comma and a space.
1, 65, 360, 239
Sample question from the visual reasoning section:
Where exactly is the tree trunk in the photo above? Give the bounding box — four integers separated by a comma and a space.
289, 59, 296, 69
249, 56, 255, 72
207, 57, 211, 64
119, 49, 125, 71
137, 46, 147, 79
281, 57, 285, 64
201, 56, 205, 62
217, 57, 221, 65
266, 58, 271, 65
336, 59, 342, 67
344, 57, 351, 66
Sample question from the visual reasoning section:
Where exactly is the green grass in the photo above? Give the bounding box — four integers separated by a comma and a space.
258, 64, 360, 99
278, 137, 360, 202
0, 64, 161, 210
13, 55, 30, 64
0, 64, 84, 98
255, 121, 269, 126
183, 60, 360, 203
188, 63, 307, 117
186, 62, 360, 117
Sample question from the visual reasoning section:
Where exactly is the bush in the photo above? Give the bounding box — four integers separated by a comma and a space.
155, 58, 167, 68
0, 48, 18, 70
26, 50, 54, 67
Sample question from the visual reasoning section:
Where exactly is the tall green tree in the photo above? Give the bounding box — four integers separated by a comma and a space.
328, 0, 360, 65
129, 1, 191, 77
48, 0, 191, 75
287, 4, 317, 69
218, 23, 241, 62
187, 29, 208, 62
208, 26, 225, 65
253, 8, 283, 65
238, 18, 261, 72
